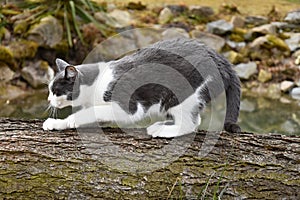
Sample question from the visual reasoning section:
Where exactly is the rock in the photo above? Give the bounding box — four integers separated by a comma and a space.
223, 51, 242, 64
190, 30, 225, 52
21, 60, 54, 88
285, 33, 300, 52
249, 36, 268, 49
132, 28, 162, 48
267, 83, 281, 99
280, 81, 295, 92
258, 69, 272, 83
290, 87, 300, 100
284, 10, 300, 24
295, 55, 300, 65
245, 16, 269, 26
8, 40, 38, 59
27, 16, 63, 48
166, 5, 188, 16
0, 63, 14, 83
226, 40, 246, 51
13, 19, 28, 34
95, 10, 133, 28
266, 35, 290, 51
271, 22, 300, 31
106, 3, 117, 12
206, 19, 233, 35
0, 84, 26, 100
230, 16, 245, 28
234, 62, 257, 79
0, 45, 16, 70
109, 9, 133, 28
240, 99, 255, 112
251, 24, 277, 35
84, 35, 138, 62
250, 35, 290, 52
0, 27, 10, 41
162, 28, 189, 40
158, 7, 173, 24
126, 2, 146, 10
189, 6, 214, 18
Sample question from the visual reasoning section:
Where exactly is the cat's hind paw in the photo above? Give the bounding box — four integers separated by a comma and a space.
147, 122, 182, 138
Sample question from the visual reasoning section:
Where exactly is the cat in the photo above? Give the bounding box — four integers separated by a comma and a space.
43, 37, 241, 138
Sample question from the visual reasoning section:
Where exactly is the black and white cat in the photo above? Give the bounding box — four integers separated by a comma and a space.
43, 38, 241, 137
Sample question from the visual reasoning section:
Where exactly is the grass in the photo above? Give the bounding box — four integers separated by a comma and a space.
9, 0, 109, 47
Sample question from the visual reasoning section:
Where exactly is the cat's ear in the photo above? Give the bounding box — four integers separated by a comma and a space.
56, 58, 69, 71
64, 66, 78, 80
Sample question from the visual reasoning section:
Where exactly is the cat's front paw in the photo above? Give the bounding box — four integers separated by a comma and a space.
43, 118, 69, 130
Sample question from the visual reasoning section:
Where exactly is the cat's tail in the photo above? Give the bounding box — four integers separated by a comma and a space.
224, 71, 241, 133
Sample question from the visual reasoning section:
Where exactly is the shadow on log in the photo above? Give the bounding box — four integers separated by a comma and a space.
0, 118, 299, 199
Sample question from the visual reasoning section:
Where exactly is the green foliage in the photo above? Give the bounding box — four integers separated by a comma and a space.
15, 0, 109, 47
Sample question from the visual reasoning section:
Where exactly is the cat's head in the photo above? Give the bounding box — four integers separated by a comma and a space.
47, 58, 80, 109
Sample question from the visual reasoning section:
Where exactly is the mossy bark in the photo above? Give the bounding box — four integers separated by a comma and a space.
0, 118, 299, 199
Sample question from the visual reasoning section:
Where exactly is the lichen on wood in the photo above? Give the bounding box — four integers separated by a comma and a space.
0, 118, 299, 199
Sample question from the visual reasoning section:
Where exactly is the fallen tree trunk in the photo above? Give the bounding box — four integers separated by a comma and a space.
0, 118, 299, 199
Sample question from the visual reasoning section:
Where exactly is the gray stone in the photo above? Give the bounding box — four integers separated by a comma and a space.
109, 9, 133, 28
240, 99, 255, 112
190, 30, 225, 52
132, 28, 162, 48
189, 6, 214, 18
0, 84, 26, 100
285, 33, 300, 52
251, 24, 277, 35
226, 40, 246, 51
250, 35, 289, 51
271, 21, 300, 31
95, 10, 133, 28
167, 5, 188, 16
158, 7, 173, 24
234, 62, 257, 79
84, 35, 138, 62
290, 87, 300, 100
245, 16, 269, 26
21, 60, 54, 88
230, 16, 245, 28
0, 64, 14, 83
27, 16, 63, 48
206, 19, 233, 35
284, 10, 300, 24
280, 81, 295, 92
161, 28, 189, 40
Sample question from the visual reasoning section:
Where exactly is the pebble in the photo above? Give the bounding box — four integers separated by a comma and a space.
206, 19, 233, 35
234, 62, 257, 79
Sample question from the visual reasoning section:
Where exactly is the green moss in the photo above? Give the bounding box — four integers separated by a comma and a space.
121, 177, 139, 187
230, 33, 245, 42
8, 40, 39, 59
0, 45, 13, 62
0, 45, 16, 69
266, 34, 290, 51
13, 20, 29, 34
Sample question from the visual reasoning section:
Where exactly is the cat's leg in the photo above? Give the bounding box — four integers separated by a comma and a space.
43, 103, 133, 130
147, 95, 201, 138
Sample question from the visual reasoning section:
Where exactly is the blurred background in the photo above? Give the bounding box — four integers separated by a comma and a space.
0, 0, 300, 134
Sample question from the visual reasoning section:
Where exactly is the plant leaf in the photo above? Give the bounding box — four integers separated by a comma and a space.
64, 5, 72, 47
75, 4, 109, 37
69, 0, 84, 44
